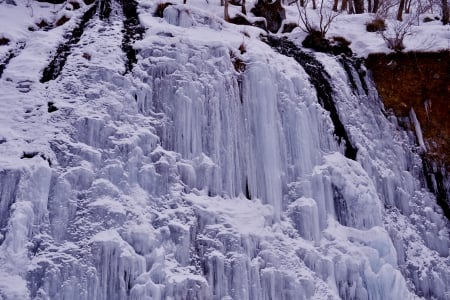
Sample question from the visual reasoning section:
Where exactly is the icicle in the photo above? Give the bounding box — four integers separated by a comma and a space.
410, 108, 427, 152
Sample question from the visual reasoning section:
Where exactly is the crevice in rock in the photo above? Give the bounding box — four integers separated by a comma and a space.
47, 101, 58, 113
422, 159, 450, 220
264, 35, 358, 160
0, 169, 21, 246
98, 0, 112, 20
120, 0, 145, 74
332, 184, 349, 226
40, 4, 97, 83
21, 151, 40, 159
245, 177, 251, 199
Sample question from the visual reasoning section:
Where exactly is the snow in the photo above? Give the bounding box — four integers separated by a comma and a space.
0, 0, 449, 299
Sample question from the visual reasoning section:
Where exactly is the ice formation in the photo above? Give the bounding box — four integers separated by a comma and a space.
0, 1, 449, 300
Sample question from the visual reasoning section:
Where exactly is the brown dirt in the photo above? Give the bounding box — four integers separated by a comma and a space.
366, 51, 450, 170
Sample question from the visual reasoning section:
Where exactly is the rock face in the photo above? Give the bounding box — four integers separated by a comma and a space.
366, 51, 450, 215
0, 2, 449, 300
366, 51, 450, 167
251, 0, 286, 33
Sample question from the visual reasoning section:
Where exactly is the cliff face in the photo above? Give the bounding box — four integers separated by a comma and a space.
366, 51, 450, 217
366, 51, 450, 170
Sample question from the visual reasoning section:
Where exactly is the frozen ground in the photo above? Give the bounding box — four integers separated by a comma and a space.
0, 0, 449, 299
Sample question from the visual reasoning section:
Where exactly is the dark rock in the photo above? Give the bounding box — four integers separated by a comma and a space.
0, 37, 10, 46
229, 14, 251, 26
282, 22, 298, 33
302, 31, 331, 53
264, 36, 358, 160
251, 0, 286, 33
48, 102, 58, 113
330, 36, 352, 56
41, 3, 97, 83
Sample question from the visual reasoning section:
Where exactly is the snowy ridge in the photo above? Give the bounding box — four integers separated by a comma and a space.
0, 1, 449, 299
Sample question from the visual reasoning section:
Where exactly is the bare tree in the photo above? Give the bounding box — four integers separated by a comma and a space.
381, 15, 414, 51
224, 0, 230, 21
353, 0, 364, 13
397, 0, 406, 20
341, 0, 348, 11
296, 0, 340, 37
373, 0, 380, 12
442, 0, 449, 24
333, 0, 339, 11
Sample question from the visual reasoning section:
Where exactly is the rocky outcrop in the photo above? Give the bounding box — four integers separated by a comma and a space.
366, 51, 450, 215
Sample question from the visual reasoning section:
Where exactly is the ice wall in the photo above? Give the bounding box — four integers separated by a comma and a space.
0, 3, 449, 300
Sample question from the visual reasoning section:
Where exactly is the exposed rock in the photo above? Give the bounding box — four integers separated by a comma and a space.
251, 0, 286, 33
366, 50, 450, 213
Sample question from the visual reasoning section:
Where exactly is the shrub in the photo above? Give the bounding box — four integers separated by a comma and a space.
296, 0, 340, 38
366, 18, 386, 32
381, 18, 413, 52
382, 36, 405, 52
302, 30, 331, 52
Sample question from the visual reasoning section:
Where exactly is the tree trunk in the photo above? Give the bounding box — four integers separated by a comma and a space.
242, 0, 246, 15
333, 0, 339, 11
373, 0, 379, 12
224, 0, 230, 21
341, 0, 347, 11
397, 0, 405, 21
312, 0, 317, 9
354, 0, 364, 13
405, 0, 411, 13
368, 0, 372, 13
443, 0, 449, 24
348, 0, 355, 13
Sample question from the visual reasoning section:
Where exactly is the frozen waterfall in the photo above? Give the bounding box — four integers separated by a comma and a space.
0, 2, 449, 300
